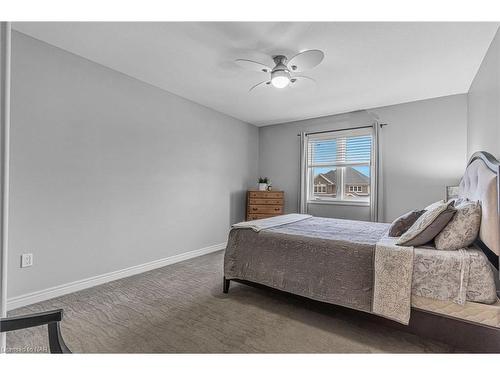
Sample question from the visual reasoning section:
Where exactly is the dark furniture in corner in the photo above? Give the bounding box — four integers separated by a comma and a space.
1, 309, 71, 353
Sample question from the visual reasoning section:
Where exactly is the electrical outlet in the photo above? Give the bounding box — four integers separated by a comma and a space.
21, 253, 33, 268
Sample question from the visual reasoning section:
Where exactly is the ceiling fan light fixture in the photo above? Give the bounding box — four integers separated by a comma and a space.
271, 70, 290, 89
236, 50, 324, 92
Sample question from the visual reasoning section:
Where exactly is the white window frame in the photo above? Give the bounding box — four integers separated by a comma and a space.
305, 128, 372, 206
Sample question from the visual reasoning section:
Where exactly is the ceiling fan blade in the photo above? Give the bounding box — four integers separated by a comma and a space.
290, 76, 317, 88
288, 50, 324, 72
249, 80, 271, 92
235, 59, 272, 73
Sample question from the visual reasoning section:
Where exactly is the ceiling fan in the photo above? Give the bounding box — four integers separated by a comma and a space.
235, 49, 324, 92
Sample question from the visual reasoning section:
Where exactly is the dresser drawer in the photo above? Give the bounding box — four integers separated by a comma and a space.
246, 190, 284, 221
247, 205, 283, 214
247, 213, 278, 220
248, 198, 283, 205
248, 191, 284, 199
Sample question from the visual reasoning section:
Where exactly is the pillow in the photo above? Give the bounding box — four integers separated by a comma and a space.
425, 200, 445, 211
388, 209, 426, 237
434, 200, 481, 250
397, 202, 456, 247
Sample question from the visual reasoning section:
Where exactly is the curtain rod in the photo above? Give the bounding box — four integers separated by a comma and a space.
297, 123, 388, 137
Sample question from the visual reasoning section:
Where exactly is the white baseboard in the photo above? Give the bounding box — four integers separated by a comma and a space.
7, 242, 226, 311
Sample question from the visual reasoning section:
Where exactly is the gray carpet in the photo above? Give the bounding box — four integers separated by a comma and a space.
6, 250, 453, 353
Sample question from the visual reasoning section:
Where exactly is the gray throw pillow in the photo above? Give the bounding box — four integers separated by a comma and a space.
397, 202, 456, 247
434, 200, 481, 250
388, 209, 426, 237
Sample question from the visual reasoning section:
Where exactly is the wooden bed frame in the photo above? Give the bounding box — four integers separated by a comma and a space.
223, 151, 500, 353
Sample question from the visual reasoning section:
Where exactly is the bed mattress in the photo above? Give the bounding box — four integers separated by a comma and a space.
224, 216, 498, 318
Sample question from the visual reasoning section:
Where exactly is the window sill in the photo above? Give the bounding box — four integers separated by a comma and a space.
307, 200, 370, 207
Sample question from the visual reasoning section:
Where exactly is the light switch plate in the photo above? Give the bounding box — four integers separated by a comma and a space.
21, 253, 33, 268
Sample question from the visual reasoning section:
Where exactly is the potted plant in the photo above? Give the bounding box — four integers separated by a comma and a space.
258, 177, 269, 191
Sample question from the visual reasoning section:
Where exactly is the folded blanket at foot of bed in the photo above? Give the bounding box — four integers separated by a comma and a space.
231, 214, 312, 232
372, 237, 414, 324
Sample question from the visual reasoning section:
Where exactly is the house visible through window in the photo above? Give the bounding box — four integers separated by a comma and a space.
306, 128, 372, 204
314, 184, 327, 193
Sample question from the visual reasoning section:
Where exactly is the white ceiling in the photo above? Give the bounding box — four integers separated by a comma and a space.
13, 22, 499, 126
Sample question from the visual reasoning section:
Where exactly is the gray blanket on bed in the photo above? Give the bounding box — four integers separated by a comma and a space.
224, 216, 498, 319
224, 217, 388, 312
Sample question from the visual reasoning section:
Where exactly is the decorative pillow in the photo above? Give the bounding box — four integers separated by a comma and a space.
425, 200, 445, 211
397, 202, 456, 247
434, 200, 481, 250
388, 209, 426, 237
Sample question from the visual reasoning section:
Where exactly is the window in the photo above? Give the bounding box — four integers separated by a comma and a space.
306, 128, 372, 204
314, 184, 327, 193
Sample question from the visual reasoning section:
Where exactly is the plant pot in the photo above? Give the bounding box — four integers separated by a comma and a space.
258, 183, 268, 191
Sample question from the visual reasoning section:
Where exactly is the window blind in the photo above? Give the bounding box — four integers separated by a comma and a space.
307, 134, 372, 166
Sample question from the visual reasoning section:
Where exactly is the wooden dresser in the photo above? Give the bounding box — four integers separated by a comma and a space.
246, 190, 284, 221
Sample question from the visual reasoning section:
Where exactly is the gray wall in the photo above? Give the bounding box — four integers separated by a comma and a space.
259, 94, 467, 222
468, 27, 500, 159
8, 32, 258, 298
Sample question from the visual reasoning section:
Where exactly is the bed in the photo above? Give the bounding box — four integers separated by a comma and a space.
223, 151, 500, 352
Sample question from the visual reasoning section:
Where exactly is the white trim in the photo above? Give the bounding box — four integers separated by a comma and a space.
307, 199, 370, 207
304, 128, 372, 207
0, 22, 11, 353
6, 242, 226, 311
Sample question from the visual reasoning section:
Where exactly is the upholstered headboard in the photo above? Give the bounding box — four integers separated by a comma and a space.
458, 152, 500, 268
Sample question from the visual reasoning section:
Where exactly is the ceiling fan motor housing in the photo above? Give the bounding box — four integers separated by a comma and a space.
272, 55, 289, 73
